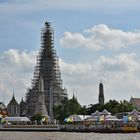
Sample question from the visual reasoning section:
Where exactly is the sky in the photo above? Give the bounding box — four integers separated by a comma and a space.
0, 0, 140, 106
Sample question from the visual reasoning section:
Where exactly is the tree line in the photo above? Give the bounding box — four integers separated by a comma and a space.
53, 96, 135, 123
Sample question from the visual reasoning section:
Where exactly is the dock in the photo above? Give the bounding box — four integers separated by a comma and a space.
0, 125, 60, 131
0, 124, 139, 133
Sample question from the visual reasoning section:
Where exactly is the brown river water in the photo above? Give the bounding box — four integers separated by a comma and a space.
0, 132, 139, 140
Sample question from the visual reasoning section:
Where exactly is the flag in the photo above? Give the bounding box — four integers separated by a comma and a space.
67, 117, 70, 122
41, 117, 46, 122
99, 116, 104, 122
64, 118, 67, 122
123, 116, 128, 123
128, 116, 132, 121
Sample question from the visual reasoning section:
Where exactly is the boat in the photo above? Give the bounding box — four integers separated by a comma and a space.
60, 121, 138, 133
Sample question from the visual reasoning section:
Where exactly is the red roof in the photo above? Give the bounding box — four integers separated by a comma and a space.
131, 98, 140, 106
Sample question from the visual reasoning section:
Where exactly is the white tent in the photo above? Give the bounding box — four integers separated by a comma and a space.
5, 117, 30, 122
67, 115, 90, 122
105, 115, 120, 121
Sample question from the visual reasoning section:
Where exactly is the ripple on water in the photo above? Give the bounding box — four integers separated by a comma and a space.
0, 132, 139, 140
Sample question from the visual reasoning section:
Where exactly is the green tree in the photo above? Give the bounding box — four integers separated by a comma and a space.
54, 97, 135, 123
54, 97, 82, 123
31, 114, 43, 123
86, 100, 134, 115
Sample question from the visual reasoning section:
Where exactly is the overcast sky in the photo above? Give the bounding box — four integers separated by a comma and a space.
0, 0, 140, 106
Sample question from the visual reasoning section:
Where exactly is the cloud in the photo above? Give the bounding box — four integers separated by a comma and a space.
0, 49, 36, 72
1, 49, 140, 106
60, 24, 140, 51
60, 53, 140, 85
59, 53, 140, 105
0, 0, 140, 15
59, 58, 92, 76
59, 58, 94, 87
60, 32, 102, 50
98, 53, 139, 72
0, 49, 36, 105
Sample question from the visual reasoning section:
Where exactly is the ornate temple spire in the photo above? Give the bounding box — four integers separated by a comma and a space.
25, 21, 68, 120
34, 73, 49, 117
38, 73, 44, 93
98, 82, 105, 105
10, 90, 18, 105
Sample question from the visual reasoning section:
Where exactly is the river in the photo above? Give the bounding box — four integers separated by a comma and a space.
0, 132, 139, 140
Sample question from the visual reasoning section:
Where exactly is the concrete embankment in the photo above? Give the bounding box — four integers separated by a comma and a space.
0, 125, 60, 131
0, 124, 139, 133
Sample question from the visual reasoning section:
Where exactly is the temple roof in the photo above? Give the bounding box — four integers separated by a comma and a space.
130, 98, 140, 106
8, 94, 19, 106
101, 109, 111, 115
91, 110, 100, 116
0, 102, 6, 109
128, 109, 140, 115
20, 98, 26, 105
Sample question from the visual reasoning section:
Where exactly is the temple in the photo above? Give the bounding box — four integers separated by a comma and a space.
7, 93, 20, 117
25, 21, 68, 121
98, 82, 105, 105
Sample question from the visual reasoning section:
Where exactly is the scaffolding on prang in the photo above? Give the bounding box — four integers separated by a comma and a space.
25, 22, 68, 121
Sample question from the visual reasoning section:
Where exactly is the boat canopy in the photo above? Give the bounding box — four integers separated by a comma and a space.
91, 109, 111, 116
128, 109, 140, 116
91, 110, 100, 116
65, 115, 90, 122
100, 109, 111, 116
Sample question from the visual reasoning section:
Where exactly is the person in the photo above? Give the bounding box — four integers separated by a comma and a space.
35, 120, 37, 125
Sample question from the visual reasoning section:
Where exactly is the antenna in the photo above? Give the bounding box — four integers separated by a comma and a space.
3, 88, 5, 103
13, 89, 15, 97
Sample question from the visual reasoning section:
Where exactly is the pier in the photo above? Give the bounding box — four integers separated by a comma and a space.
0, 125, 60, 131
